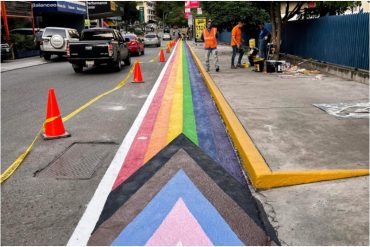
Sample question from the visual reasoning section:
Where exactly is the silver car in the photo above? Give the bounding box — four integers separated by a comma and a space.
41, 27, 80, 60
143, 33, 161, 47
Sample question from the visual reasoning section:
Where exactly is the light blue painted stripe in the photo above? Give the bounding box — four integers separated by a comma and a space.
112, 170, 244, 246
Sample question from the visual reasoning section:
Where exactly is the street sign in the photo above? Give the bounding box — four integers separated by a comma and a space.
197, 8, 202, 15
194, 17, 206, 42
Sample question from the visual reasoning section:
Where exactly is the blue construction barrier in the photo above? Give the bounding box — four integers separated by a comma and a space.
217, 13, 369, 70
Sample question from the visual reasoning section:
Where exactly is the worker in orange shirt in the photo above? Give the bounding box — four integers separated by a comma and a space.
201, 19, 219, 72
231, 20, 245, 69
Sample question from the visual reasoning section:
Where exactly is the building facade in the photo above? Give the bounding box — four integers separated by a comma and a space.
136, 1, 156, 23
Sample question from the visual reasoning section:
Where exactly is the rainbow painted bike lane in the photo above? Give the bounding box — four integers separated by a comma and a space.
68, 41, 279, 246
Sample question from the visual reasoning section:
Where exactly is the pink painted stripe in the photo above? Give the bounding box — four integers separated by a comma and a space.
112, 48, 178, 190
145, 198, 213, 246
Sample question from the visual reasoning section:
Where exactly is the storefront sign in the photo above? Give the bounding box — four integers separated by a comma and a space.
32, 1, 86, 14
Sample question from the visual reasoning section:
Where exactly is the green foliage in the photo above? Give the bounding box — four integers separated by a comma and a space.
155, 1, 188, 27
303, 1, 362, 18
10, 34, 35, 52
118, 1, 139, 23
201, 1, 270, 31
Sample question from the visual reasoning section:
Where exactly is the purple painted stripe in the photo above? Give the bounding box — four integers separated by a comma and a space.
185, 44, 245, 184
186, 45, 219, 163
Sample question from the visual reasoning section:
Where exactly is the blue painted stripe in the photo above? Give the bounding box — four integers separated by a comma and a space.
185, 45, 219, 162
112, 170, 244, 246
184, 44, 245, 184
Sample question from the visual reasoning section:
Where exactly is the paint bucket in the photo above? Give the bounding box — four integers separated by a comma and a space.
254, 59, 264, 72
276, 60, 286, 73
266, 60, 277, 73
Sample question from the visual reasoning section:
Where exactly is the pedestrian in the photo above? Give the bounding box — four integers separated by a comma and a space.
258, 23, 270, 59
201, 19, 219, 72
231, 20, 245, 69
34, 28, 43, 58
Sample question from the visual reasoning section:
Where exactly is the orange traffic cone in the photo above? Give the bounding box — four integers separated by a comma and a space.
159, 49, 165, 62
132, 59, 144, 83
166, 43, 171, 53
42, 88, 70, 140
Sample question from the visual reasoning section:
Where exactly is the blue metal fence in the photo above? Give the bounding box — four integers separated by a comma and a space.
218, 13, 369, 70
281, 13, 369, 70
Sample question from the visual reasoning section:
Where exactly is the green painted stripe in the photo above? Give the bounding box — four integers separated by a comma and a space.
182, 42, 199, 145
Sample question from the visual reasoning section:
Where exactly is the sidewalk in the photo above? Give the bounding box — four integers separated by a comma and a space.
190, 42, 369, 245
1, 56, 47, 72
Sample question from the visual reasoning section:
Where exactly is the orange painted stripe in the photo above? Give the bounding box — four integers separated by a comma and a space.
143, 45, 180, 163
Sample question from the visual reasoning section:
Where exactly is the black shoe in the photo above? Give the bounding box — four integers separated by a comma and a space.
237, 64, 243, 68
231, 65, 237, 69
216, 67, 220, 72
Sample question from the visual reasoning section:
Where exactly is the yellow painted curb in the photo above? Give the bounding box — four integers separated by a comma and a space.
187, 42, 369, 190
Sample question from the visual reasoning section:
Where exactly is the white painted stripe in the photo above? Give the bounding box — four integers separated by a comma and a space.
67, 42, 179, 246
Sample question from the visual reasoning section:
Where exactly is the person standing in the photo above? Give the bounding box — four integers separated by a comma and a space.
201, 20, 219, 72
231, 20, 245, 69
34, 28, 43, 58
258, 23, 270, 59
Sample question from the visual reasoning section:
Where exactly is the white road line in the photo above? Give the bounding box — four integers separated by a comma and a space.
67, 42, 178, 246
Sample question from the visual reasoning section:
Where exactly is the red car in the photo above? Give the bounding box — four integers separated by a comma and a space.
122, 33, 144, 56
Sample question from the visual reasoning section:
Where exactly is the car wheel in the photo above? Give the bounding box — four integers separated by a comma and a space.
72, 64, 83, 73
123, 53, 131, 66
43, 53, 51, 61
114, 56, 122, 71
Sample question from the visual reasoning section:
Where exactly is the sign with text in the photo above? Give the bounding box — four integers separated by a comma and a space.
194, 17, 206, 42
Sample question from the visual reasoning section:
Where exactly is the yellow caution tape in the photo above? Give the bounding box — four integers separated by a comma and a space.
42, 115, 61, 130
1, 64, 135, 184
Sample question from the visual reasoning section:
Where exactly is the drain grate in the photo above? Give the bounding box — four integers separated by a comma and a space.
37, 142, 115, 179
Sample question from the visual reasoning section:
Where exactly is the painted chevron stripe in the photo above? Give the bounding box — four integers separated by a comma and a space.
112, 41, 243, 190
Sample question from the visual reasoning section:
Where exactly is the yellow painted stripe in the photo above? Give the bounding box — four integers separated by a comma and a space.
187, 42, 369, 190
0, 65, 135, 184
144, 45, 180, 163
167, 40, 183, 142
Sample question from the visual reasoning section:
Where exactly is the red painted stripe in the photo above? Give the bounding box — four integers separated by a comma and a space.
112, 49, 178, 190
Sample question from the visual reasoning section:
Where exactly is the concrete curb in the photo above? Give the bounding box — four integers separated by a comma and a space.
187, 42, 369, 190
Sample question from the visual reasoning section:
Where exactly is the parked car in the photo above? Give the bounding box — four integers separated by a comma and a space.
41, 27, 80, 60
122, 33, 144, 56
143, 33, 161, 47
162, 33, 171, 40
1, 42, 13, 62
67, 28, 130, 73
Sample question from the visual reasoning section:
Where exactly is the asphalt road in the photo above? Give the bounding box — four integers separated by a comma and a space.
1, 43, 167, 245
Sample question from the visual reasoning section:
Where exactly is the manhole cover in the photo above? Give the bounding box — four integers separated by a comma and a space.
37, 142, 115, 179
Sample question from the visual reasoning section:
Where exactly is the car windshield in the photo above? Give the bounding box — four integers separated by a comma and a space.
81, 30, 114, 40
43, 28, 66, 38
145, 34, 157, 38
123, 35, 136, 40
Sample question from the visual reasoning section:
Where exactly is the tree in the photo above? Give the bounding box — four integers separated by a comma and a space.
269, 1, 361, 59
116, 1, 139, 31
201, 1, 270, 32
155, 1, 187, 27
302, 1, 362, 18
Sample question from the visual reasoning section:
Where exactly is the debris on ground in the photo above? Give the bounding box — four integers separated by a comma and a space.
313, 102, 370, 119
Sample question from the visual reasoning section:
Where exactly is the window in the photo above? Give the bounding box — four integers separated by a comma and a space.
43, 28, 67, 38
68, 30, 79, 39
81, 30, 114, 40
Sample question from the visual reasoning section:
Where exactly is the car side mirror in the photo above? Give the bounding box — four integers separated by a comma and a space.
124, 38, 130, 43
